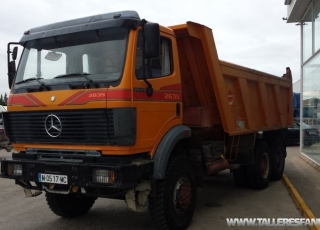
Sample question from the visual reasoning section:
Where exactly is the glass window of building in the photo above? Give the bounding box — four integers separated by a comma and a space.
302, 51, 320, 161
287, 0, 320, 166
314, 1, 320, 52
303, 8, 313, 62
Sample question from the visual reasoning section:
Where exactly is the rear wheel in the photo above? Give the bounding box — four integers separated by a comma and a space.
270, 139, 285, 181
149, 156, 197, 230
247, 141, 271, 189
45, 192, 97, 218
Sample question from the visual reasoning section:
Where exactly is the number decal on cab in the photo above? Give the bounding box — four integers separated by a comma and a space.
88, 93, 106, 98
164, 93, 180, 100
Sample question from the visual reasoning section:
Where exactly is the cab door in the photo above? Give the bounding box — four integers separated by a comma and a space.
132, 31, 182, 154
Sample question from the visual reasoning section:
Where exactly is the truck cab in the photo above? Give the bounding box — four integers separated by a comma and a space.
6, 11, 181, 158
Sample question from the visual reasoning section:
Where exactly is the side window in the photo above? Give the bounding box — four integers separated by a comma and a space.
135, 32, 173, 79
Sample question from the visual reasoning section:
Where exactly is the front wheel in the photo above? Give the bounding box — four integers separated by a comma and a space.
45, 192, 97, 218
149, 157, 197, 230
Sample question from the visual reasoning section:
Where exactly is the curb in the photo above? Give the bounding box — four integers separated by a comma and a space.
282, 174, 320, 230
300, 154, 320, 173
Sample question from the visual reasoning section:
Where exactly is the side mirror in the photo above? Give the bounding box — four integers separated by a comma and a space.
12, 47, 18, 61
8, 61, 16, 89
144, 23, 160, 59
7, 43, 20, 89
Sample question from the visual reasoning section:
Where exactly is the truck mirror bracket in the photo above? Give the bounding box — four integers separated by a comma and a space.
7, 42, 20, 89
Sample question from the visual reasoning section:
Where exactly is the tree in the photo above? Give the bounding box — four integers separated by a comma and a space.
3, 93, 8, 106
0, 93, 8, 106
0, 94, 4, 106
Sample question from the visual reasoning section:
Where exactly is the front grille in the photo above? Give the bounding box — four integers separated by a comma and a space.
4, 109, 116, 145
27, 148, 101, 163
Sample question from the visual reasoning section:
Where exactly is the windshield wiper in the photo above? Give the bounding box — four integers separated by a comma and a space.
16, 77, 43, 85
54, 73, 99, 88
16, 77, 51, 91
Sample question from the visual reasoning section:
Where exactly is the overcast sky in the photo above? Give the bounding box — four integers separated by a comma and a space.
0, 0, 300, 96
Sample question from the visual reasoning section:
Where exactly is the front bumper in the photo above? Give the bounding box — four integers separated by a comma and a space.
0, 152, 153, 191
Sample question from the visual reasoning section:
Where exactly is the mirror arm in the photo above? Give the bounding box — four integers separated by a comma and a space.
141, 19, 153, 97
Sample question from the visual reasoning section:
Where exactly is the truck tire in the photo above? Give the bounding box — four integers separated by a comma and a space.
149, 156, 197, 230
247, 141, 271, 189
45, 192, 97, 218
270, 139, 285, 181
233, 166, 249, 188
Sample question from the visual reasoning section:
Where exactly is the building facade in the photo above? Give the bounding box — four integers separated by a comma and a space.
286, 0, 320, 164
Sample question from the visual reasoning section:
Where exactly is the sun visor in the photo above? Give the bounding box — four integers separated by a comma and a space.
19, 10, 140, 44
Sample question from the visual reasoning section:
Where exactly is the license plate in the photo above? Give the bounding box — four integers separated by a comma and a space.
309, 131, 316, 135
38, 173, 68, 184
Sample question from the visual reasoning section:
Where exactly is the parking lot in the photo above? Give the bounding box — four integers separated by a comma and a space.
0, 149, 308, 230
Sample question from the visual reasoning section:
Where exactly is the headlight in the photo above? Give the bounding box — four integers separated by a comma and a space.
92, 169, 115, 184
7, 164, 22, 176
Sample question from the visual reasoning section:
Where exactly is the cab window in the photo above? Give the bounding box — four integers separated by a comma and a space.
135, 32, 173, 79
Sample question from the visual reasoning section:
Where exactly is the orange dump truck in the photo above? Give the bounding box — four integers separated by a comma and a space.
1, 11, 292, 230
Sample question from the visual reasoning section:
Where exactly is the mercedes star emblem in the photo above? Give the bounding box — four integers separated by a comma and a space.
45, 114, 62, 137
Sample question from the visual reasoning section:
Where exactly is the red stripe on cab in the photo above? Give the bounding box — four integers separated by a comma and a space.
160, 84, 182, 91
7, 95, 39, 107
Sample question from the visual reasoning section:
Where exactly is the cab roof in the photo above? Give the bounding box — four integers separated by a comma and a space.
20, 10, 140, 43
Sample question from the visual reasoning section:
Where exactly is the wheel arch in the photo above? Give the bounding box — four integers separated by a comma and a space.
152, 125, 204, 179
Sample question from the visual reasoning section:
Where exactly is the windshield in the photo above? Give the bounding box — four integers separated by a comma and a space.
14, 27, 128, 91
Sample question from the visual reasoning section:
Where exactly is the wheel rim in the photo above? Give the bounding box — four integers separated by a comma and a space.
173, 175, 192, 216
261, 152, 270, 179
